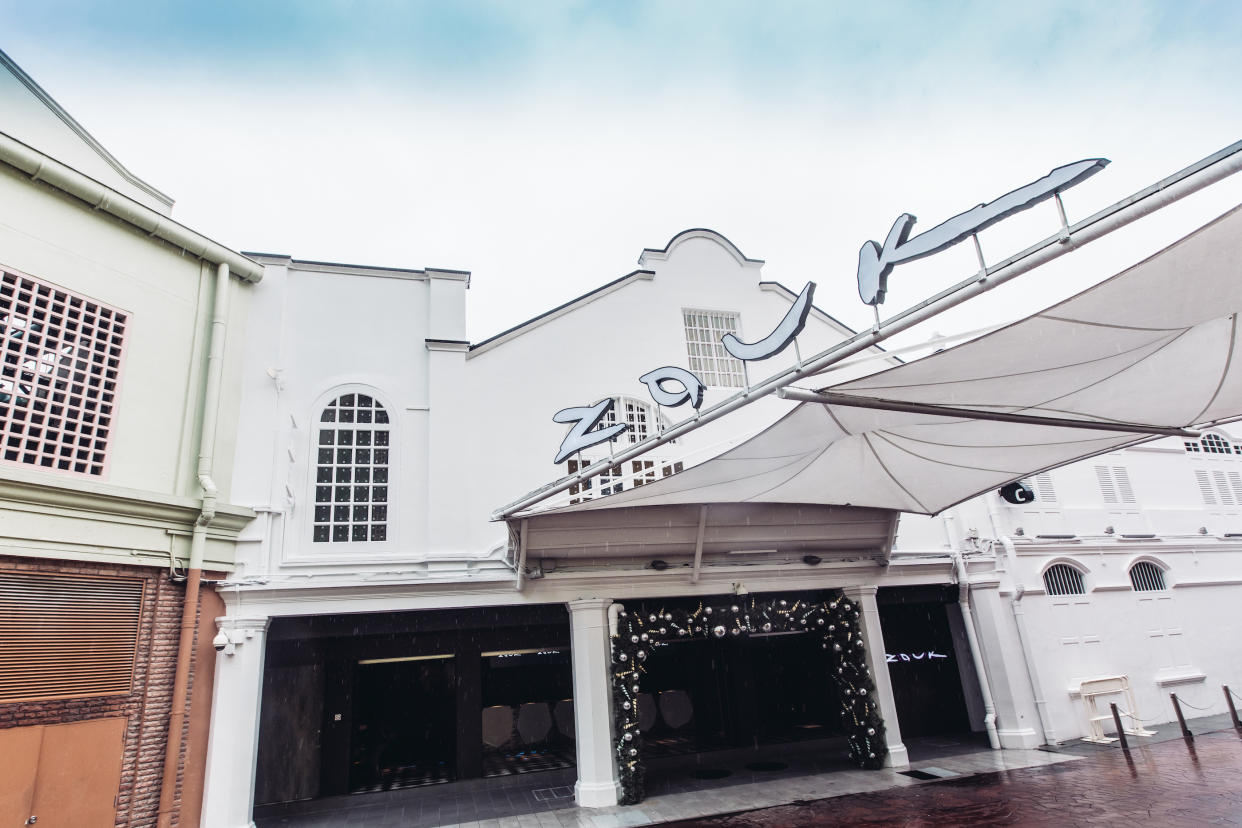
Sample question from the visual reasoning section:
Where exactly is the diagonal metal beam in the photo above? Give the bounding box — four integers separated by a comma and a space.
776, 387, 1201, 438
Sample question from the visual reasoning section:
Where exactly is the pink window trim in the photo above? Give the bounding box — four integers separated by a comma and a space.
0, 264, 130, 478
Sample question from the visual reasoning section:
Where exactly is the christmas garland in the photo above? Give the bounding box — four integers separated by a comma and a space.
610, 591, 888, 805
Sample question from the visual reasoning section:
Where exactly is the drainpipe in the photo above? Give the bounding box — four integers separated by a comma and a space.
1000, 538, 1058, 745
950, 542, 1001, 750
985, 495, 1057, 744
157, 261, 230, 828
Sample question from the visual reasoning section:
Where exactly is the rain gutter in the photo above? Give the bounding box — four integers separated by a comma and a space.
949, 536, 1001, 749
157, 261, 232, 828
984, 497, 1059, 745
0, 131, 263, 283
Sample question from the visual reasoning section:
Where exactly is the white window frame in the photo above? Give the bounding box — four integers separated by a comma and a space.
1128, 559, 1169, 592
301, 385, 397, 557
1042, 561, 1089, 597
682, 308, 745, 388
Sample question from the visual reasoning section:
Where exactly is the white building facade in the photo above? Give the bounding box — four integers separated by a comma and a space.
205, 227, 1242, 826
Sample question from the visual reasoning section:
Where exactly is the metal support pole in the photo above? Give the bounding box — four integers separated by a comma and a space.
1225, 685, 1241, 729
1110, 703, 1130, 752
1171, 693, 1194, 743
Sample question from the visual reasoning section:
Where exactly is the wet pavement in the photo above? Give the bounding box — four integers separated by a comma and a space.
659, 727, 1242, 827
254, 716, 1242, 827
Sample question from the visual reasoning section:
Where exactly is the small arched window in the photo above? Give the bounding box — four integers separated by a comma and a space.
596, 396, 670, 445
313, 393, 390, 543
1043, 563, 1086, 596
1129, 561, 1167, 592
1202, 433, 1232, 454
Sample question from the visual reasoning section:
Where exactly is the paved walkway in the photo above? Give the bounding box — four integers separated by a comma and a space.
660, 728, 1242, 827
255, 717, 1242, 828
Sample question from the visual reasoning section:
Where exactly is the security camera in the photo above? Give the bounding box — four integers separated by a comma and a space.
213, 629, 229, 652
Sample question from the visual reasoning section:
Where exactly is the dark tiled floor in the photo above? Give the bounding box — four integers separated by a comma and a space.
255, 767, 579, 828
659, 726, 1242, 826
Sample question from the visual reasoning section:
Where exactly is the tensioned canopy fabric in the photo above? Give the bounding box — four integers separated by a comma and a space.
548, 204, 1242, 517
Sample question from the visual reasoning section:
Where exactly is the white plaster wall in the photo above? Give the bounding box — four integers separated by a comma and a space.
0, 164, 249, 501
892, 426, 1242, 741
462, 231, 884, 557
230, 259, 461, 576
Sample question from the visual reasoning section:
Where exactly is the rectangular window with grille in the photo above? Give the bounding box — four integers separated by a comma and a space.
0, 267, 128, 476
0, 571, 145, 702
683, 309, 745, 388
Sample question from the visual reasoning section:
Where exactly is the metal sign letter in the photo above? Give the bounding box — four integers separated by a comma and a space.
857, 158, 1109, 305
721, 281, 816, 361
552, 398, 628, 464
639, 366, 706, 410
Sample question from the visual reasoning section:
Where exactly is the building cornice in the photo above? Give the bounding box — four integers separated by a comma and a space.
0, 131, 263, 282
0, 48, 174, 209
0, 469, 254, 534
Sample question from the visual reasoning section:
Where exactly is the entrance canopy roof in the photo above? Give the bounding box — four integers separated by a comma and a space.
548, 204, 1242, 517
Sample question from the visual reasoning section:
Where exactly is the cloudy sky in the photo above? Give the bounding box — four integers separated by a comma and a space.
4, 1, 1242, 345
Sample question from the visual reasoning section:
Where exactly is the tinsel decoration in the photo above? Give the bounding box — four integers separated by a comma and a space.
610, 591, 888, 805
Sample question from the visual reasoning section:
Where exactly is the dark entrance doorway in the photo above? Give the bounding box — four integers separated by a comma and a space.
640, 631, 841, 760
612, 591, 887, 804
253, 604, 573, 811
878, 586, 973, 738
350, 656, 457, 792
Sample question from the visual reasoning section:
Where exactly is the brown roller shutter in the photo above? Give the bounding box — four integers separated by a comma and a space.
0, 570, 145, 702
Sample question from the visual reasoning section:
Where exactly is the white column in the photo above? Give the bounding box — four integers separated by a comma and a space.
202, 616, 270, 828
568, 598, 620, 807
842, 586, 909, 769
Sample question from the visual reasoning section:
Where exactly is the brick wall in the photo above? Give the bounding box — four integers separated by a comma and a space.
0, 555, 194, 828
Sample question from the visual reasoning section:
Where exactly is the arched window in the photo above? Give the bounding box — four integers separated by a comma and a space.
565, 397, 681, 504
1042, 563, 1086, 596
313, 393, 390, 543
1129, 561, 1167, 592
1202, 433, 1232, 454
1185, 432, 1242, 454
596, 396, 670, 445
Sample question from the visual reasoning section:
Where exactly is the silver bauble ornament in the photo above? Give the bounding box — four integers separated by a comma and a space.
712, 625, 726, 638
833, 643, 843, 652
619, 653, 629, 662
631, 635, 640, 643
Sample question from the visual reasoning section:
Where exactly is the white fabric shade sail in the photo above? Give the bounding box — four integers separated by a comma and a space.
550, 204, 1242, 517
